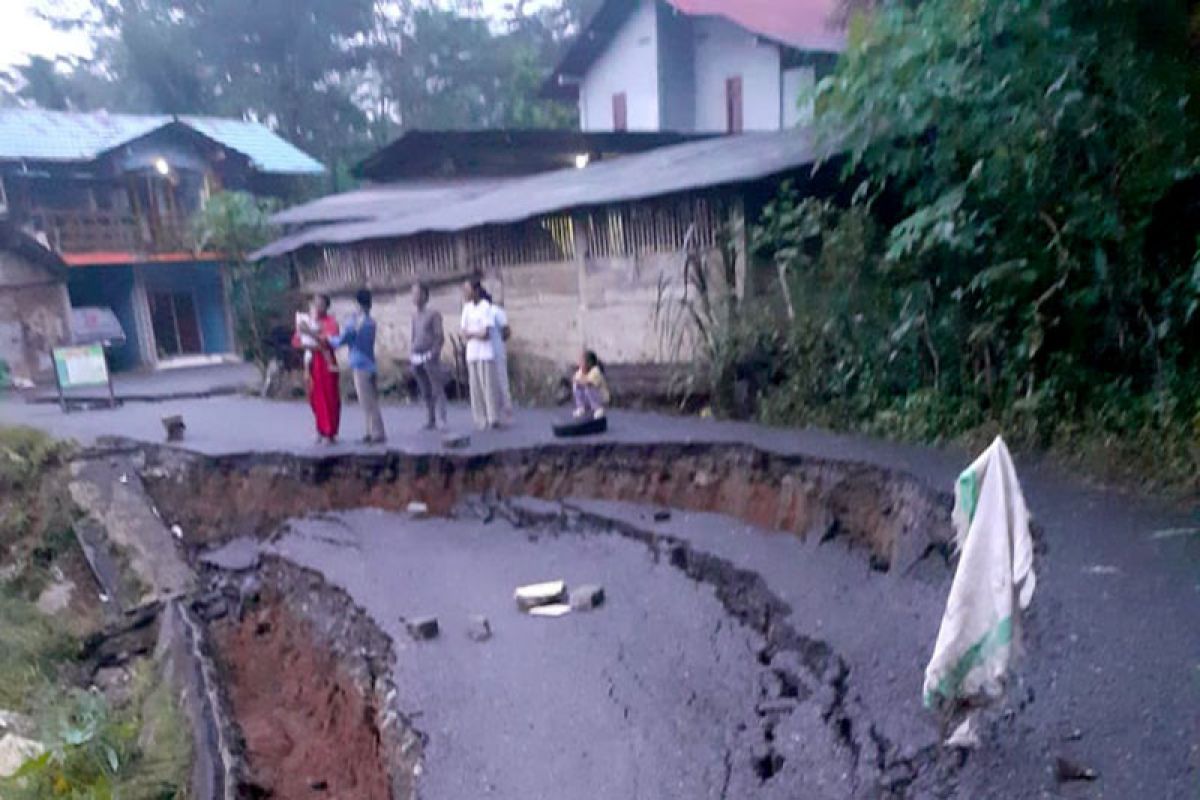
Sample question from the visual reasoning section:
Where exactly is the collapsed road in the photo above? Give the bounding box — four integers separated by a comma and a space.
3, 397, 1198, 798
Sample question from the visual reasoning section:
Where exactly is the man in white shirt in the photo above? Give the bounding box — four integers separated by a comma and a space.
460, 279, 502, 429
479, 287, 513, 420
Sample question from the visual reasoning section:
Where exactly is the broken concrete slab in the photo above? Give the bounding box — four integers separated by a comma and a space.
199, 537, 262, 572
527, 603, 572, 618
406, 616, 439, 640
467, 615, 492, 642
568, 584, 605, 611
441, 433, 470, 449
69, 457, 194, 607
514, 579, 566, 611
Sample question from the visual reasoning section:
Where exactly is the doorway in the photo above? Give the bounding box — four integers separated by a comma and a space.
149, 290, 203, 358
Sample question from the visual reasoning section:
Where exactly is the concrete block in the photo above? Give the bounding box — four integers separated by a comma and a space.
162, 415, 186, 442
442, 433, 470, 449
406, 616, 439, 641
515, 580, 566, 611
569, 584, 605, 611
528, 604, 571, 618
467, 615, 492, 642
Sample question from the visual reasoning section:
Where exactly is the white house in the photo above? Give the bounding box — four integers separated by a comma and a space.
546, 0, 845, 134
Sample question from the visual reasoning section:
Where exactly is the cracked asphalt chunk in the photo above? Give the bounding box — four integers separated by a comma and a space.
267, 507, 854, 799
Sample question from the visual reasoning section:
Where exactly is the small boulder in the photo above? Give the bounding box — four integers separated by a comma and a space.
653, 510, 672, 522
406, 501, 429, 519
406, 616, 439, 641
467, 615, 492, 642
569, 584, 605, 611
1054, 756, 1098, 783
162, 415, 186, 442
442, 433, 470, 449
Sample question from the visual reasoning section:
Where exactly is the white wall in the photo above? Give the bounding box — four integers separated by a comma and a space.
692, 17, 782, 133
656, 4, 695, 132
579, 0, 660, 132
781, 66, 816, 128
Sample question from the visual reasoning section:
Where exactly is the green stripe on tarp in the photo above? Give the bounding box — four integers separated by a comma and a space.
957, 469, 979, 524
924, 615, 1013, 708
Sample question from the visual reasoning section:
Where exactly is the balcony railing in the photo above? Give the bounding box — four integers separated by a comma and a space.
29, 209, 193, 256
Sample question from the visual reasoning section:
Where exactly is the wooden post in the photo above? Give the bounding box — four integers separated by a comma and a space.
571, 212, 590, 346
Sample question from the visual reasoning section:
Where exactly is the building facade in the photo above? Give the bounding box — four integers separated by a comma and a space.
0, 109, 323, 372
0, 222, 72, 385
548, 0, 843, 134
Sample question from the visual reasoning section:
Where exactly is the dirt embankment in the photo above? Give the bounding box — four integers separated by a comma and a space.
213, 597, 392, 799
140, 442, 954, 572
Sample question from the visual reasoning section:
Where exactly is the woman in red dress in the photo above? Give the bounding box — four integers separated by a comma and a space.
293, 294, 342, 444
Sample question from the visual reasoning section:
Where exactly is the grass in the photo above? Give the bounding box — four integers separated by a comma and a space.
0, 588, 78, 711
0, 425, 191, 798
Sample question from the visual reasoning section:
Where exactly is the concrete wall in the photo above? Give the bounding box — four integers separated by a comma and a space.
579, 0, 660, 131
692, 17, 782, 132
781, 66, 816, 128
140, 262, 234, 356
329, 244, 728, 385
69, 261, 234, 370
0, 250, 72, 383
69, 265, 141, 370
656, 4, 695, 133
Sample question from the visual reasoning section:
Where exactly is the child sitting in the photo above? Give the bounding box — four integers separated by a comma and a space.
572, 349, 610, 419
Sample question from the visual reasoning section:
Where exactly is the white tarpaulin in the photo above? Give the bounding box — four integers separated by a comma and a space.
924, 436, 1036, 709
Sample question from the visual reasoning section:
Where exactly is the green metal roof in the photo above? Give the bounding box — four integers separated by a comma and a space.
0, 108, 324, 175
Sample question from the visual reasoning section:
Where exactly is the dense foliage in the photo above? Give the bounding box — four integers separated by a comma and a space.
747, 0, 1200, 490
192, 191, 289, 373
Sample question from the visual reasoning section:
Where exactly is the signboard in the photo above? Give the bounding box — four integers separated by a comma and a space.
51, 345, 116, 411
54, 345, 109, 388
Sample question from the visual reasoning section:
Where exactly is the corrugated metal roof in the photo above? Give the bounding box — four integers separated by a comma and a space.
0, 108, 324, 175
178, 116, 325, 175
271, 179, 510, 227
0, 109, 170, 162
254, 129, 832, 259
664, 0, 846, 52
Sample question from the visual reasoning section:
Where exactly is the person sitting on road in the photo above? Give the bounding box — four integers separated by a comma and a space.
572, 349, 610, 420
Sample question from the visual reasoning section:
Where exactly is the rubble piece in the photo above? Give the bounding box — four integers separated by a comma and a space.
162, 415, 186, 442
442, 433, 470, 449
528, 604, 572, 618
467, 615, 492, 642
170, 524, 184, 539
406, 501, 429, 519
653, 509, 672, 522
514, 579, 567, 611
945, 717, 980, 749
0, 734, 44, 778
1054, 757, 1098, 783
406, 616, 440, 641
569, 584, 605, 611
755, 698, 798, 716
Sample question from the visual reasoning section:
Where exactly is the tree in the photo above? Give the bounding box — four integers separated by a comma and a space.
191, 192, 284, 374
741, 0, 1200, 487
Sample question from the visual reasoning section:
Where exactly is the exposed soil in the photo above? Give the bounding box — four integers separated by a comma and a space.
212, 591, 394, 799
139, 442, 954, 573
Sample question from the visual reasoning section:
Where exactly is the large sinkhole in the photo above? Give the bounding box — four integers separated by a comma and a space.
135, 442, 960, 799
